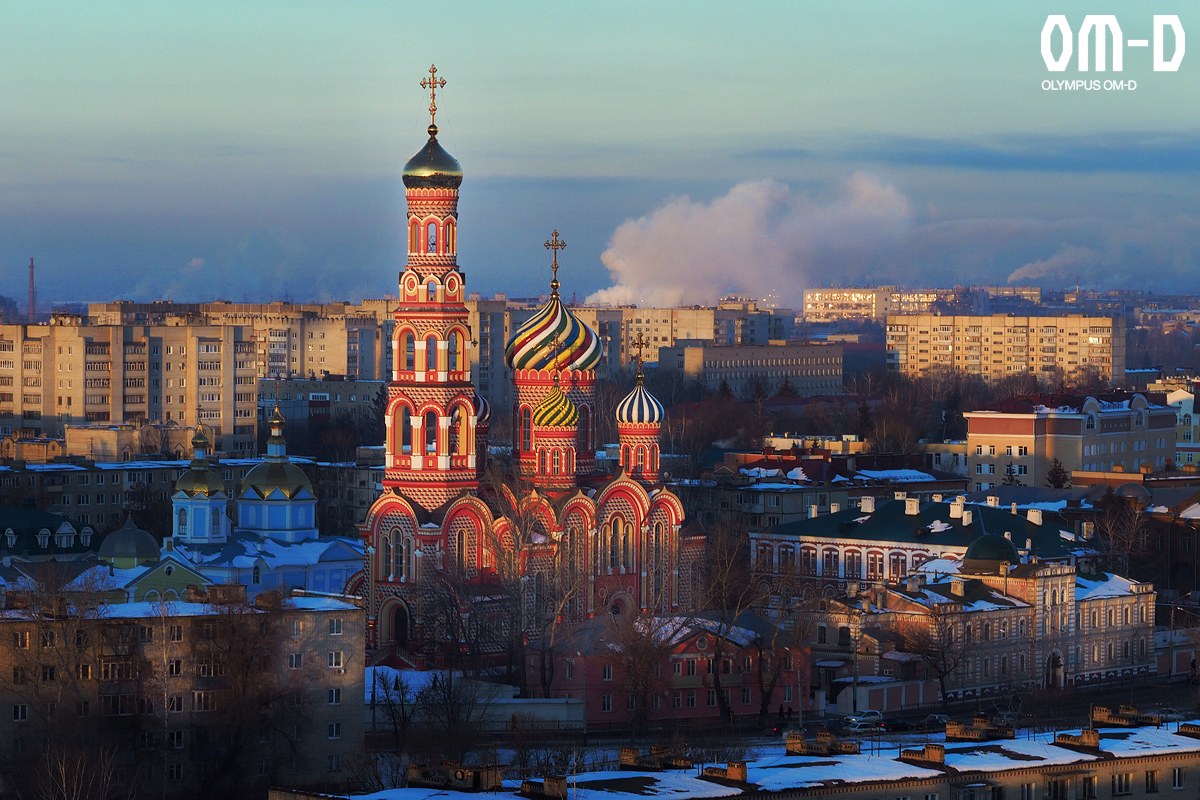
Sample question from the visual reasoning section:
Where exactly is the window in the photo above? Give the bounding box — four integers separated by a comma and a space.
1113, 773, 1132, 795
192, 692, 214, 712
76, 701, 90, 717
12, 704, 27, 722
1081, 776, 1096, 799
602, 664, 613, 681
1172, 768, 1183, 790
168, 695, 184, 713
742, 687, 752, 705
168, 659, 182, 677
169, 730, 184, 749
1147, 770, 1160, 793
1019, 784, 1036, 800
12, 631, 27, 650
168, 764, 183, 781
328, 618, 343, 636
328, 688, 342, 705
328, 722, 342, 740
288, 654, 303, 670
169, 625, 183, 642
601, 694, 612, 712
327, 755, 342, 773
328, 651, 343, 668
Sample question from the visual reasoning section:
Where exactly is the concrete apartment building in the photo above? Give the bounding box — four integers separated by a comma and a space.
964, 393, 1177, 490
0, 321, 259, 453
0, 590, 363, 796
657, 341, 843, 396
886, 314, 1126, 384
89, 301, 385, 380
804, 286, 1042, 323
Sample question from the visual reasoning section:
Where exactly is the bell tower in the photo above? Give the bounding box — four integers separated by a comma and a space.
384, 65, 479, 509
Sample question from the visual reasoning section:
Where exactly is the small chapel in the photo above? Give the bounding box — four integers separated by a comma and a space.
350, 67, 705, 659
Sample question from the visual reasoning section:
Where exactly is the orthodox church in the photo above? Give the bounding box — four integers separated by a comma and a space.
350, 67, 705, 657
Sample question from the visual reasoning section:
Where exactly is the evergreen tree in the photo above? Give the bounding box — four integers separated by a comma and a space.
775, 378, 798, 398
750, 379, 768, 403
854, 402, 873, 440
1046, 457, 1070, 489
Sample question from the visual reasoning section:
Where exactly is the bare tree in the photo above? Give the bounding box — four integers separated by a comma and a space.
603, 613, 671, 740
897, 604, 969, 711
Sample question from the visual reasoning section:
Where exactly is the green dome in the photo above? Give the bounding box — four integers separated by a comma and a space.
963, 533, 1020, 563
402, 126, 463, 189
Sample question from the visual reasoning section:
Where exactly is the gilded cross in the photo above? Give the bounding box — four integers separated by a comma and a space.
632, 331, 647, 380
421, 64, 446, 128
544, 230, 566, 295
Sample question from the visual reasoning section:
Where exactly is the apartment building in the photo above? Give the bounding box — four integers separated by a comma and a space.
964, 392, 1177, 490
886, 314, 1126, 384
803, 288, 894, 323
0, 321, 259, 453
0, 588, 363, 796
657, 342, 842, 397
258, 377, 383, 431
88, 301, 385, 380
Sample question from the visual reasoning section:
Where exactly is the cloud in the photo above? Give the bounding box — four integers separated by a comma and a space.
188, 257, 205, 268
586, 174, 911, 306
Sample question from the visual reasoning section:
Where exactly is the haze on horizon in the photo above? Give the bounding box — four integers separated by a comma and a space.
1, 1, 1198, 310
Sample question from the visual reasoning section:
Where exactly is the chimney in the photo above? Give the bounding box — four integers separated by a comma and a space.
932, 493, 943, 503
986, 495, 999, 507
906, 575, 919, 592
808, 505, 818, 519
905, 497, 920, 516
949, 501, 964, 519
894, 491, 907, 501
951, 578, 965, 596
956, 495, 966, 504
28, 258, 34, 324
1011, 503, 1018, 514
1025, 538, 1032, 551
830, 502, 840, 513
1027, 509, 1043, 526
860, 496, 875, 513
1004, 531, 1012, 541
846, 581, 859, 598
962, 509, 973, 527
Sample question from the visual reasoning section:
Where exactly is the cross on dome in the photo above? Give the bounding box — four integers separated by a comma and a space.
632, 331, 648, 382
421, 64, 447, 135
544, 230, 566, 296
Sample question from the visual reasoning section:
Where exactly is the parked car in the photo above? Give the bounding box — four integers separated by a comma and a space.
925, 714, 950, 730
883, 717, 913, 732
847, 710, 884, 723
847, 721, 882, 734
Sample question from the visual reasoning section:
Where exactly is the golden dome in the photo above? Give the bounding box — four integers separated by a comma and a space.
402, 126, 463, 189
241, 461, 314, 500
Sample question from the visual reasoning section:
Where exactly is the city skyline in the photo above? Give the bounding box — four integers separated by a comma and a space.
2, 1, 1198, 308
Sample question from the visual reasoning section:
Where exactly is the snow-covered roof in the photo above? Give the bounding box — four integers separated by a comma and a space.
856, 469, 936, 482
175, 533, 362, 570
1076, 571, 1142, 601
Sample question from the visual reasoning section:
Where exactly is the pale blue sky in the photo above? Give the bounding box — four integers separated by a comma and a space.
1, 1, 1197, 305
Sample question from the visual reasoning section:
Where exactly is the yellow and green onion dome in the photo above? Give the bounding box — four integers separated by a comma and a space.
402, 124, 463, 190
532, 380, 579, 428
505, 294, 602, 371
616, 379, 665, 425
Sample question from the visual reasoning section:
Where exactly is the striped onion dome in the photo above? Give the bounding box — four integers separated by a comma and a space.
532, 380, 579, 428
616, 379, 665, 425
473, 391, 491, 426
504, 295, 601, 371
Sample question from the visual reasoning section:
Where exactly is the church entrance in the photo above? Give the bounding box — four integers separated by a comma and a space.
392, 605, 409, 650
1045, 652, 1063, 689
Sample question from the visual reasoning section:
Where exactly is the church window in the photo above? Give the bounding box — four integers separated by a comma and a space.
447, 333, 459, 371
427, 280, 437, 302
408, 220, 419, 253
654, 523, 663, 564
566, 448, 573, 474
577, 405, 589, 454
177, 509, 187, 536
609, 519, 620, 569
552, 449, 561, 475
450, 408, 463, 455
445, 220, 455, 253
211, 511, 220, 537
622, 445, 631, 469
382, 537, 393, 579
622, 523, 632, 571
427, 221, 437, 253
650, 445, 658, 472
520, 408, 531, 452
252, 566, 260, 584
401, 407, 412, 454
636, 446, 646, 472
425, 411, 438, 454
425, 337, 437, 371
538, 449, 546, 474
395, 538, 407, 580
403, 333, 415, 371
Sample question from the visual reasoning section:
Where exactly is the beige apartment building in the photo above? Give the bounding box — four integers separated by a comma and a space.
0, 321, 259, 453
964, 393, 1176, 490
89, 302, 385, 380
657, 341, 843, 396
886, 314, 1126, 384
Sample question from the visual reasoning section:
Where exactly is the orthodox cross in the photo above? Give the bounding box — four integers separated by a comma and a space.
544, 230, 566, 295
632, 331, 647, 381
421, 64, 446, 128
551, 333, 563, 375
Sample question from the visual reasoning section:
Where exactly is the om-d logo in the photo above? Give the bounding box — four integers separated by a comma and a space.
1041, 15, 1185, 71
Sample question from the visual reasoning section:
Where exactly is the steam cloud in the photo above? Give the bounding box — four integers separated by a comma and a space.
587, 175, 911, 306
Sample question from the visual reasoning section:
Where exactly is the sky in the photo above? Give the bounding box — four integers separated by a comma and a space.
1, 1, 1198, 309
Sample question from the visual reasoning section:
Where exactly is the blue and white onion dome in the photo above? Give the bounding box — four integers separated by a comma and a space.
616, 379, 664, 425
473, 391, 491, 427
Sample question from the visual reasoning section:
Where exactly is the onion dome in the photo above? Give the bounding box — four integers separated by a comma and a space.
402, 124, 463, 189
1115, 482, 1151, 501
98, 515, 160, 565
532, 378, 579, 428
175, 427, 226, 497
242, 405, 315, 500
473, 392, 491, 426
617, 379, 665, 425
505, 294, 601, 371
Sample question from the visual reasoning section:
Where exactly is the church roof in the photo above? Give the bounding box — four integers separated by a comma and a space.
532, 379, 579, 427
402, 127, 463, 189
504, 294, 601, 372
616, 380, 665, 425
241, 461, 314, 501
98, 516, 160, 563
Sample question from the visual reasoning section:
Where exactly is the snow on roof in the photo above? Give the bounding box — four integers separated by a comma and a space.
176, 534, 362, 570
740, 467, 783, 478
1097, 726, 1200, 757
928, 520, 951, 533
786, 467, 807, 481
856, 469, 936, 482
942, 740, 1099, 771
1181, 503, 1200, 520
1076, 571, 1141, 600
747, 752, 942, 792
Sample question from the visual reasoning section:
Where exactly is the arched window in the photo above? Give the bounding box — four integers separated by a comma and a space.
521, 408, 531, 452
1018, 619, 1026, 637
1086, 414, 1096, 430
622, 523, 632, 570
538, 449, 546, 474
401, 406, 412, 454
654, 522, 663, 564
211, 511, 220, 537
552, 449, 561, 475
427, 280, 437, 302
426, 337, 438, 371
1107, 608, 1114, 626
427, 221, 437, 253
447, 333, 459, 372
576, 405, 589, 455
1123, 606, 1129, 625
395, 537, 407, 580
609, 519, 620, 569
636, 446, 646, 472
177, 508, 187, 535
622, 445, 631, 468
409, 220, 419, 253
1135, 411, 1144, 426
1139, 605, 1146, 623
252, 565, 261, 584
425, 411, 438, 454
403, 333, 415, 371
650, 445, 659, 472
382, 537, 393, 578
565, 448, 573, 474
450, 408, 463, 455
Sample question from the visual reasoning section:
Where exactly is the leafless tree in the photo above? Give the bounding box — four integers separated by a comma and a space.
602, 613, 671, 740
897, 604, 969, 711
